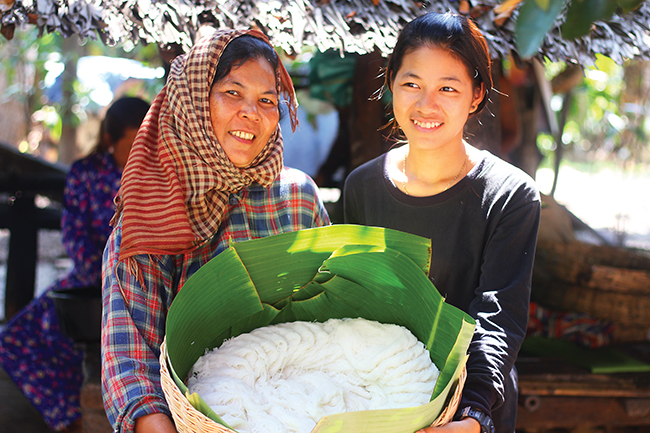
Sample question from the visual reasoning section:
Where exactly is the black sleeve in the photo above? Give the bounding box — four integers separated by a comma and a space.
460, 185, 541, 418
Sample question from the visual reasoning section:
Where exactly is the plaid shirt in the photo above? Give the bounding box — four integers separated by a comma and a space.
101, 168, 330, 433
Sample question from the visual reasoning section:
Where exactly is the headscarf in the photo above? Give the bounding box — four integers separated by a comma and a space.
111, 29, 298, 269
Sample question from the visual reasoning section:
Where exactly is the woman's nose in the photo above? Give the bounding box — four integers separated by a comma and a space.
240, 99, 260, 121
417, 91, 439, 111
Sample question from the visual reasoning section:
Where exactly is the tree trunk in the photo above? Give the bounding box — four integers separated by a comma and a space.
507, 62, 543, 179
620, 60, 650, 164
57, 36, 85, 165
465, 60, 543, 178
0, 38, 29, 147
316, 50, 391, 187
348, 49, 392, 171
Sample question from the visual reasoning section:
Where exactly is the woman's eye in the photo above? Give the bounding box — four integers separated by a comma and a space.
403, 82, 419, 88
260, 97, 277, 105
225, 90, 239, 96
441, 86, 456, 92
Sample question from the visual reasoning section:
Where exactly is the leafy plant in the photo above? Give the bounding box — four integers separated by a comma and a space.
514, 0, 646, 58
0, 27, 164, 159
542, 55, 650, 165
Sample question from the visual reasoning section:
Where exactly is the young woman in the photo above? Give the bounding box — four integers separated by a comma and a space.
343, 12, 540, 433
100, 30, 330, 433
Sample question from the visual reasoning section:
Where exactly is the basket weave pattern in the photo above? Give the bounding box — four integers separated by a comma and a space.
160, 340, 236, 433
429, 364, 466, 428
160, 338, 466, 433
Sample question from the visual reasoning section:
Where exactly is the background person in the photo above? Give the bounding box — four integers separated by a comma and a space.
62, 96, 151, 289
101, 29, 330, 433
0, 96, 150, 432
343, 12, 540, 433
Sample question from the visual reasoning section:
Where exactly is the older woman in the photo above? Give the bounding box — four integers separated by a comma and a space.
101, 29, 330, 433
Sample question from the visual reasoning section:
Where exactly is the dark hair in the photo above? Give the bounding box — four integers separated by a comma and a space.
383, 12, 492, 133
212, 35, 280, 88
94, 96, 150, 153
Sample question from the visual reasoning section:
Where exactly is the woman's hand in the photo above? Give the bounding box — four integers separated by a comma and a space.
134, 413, 178, 433
417, 417, 480, 433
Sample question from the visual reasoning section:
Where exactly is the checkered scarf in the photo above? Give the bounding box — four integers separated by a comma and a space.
111, 29, 298, 265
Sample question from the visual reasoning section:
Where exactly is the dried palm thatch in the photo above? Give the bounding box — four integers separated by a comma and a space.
2, 0, 650, 63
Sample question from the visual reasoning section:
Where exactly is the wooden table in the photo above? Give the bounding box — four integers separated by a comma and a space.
0, 141, 67, 320
516, 346, 650, 430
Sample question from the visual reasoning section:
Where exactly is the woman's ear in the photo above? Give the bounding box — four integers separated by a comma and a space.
104, 132, 114, 152
470, 83, 486, 114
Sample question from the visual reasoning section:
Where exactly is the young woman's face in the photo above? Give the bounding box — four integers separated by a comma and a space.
111, 126, 139, 169
209, 57, 280, 168
391, 45, 484, 151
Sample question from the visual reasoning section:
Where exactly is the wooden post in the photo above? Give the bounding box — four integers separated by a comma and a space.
4, 193, 38, 319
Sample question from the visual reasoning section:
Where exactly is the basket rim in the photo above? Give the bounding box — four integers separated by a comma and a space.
159, 335, 466, 433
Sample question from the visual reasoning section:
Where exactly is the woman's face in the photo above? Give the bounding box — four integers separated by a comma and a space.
391, 45, 484, 151
209, 56, 280, 168
111, 126, 139, 169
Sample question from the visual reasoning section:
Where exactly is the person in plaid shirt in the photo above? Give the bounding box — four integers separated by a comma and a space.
101, 30, 330, 433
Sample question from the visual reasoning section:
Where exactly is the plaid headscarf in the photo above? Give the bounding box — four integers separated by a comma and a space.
111, 29, 298, 266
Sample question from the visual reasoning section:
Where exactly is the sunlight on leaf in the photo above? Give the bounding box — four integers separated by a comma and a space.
164, 225, 475, 433
561, 0, 618, 39
515, 0, 569, 59
617, 0, 645, 12
534, 0, 551, 11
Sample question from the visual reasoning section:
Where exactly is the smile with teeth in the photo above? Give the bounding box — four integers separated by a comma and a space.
230, 130, 255, 140
413, 119, 442, 129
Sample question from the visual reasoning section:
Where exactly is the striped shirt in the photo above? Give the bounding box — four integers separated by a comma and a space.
101, 168, 330, 433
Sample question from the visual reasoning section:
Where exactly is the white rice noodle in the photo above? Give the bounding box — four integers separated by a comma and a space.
187, 317, 439, 433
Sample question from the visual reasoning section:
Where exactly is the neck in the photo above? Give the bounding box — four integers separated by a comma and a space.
391, 141, 473, 197
406, 143, 468, 181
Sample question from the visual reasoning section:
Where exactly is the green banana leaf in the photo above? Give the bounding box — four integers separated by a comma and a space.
515, 0, 570, 59
165, 224, 475, 433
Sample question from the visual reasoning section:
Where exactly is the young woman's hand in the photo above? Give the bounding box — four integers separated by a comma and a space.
417, 417, 480, 433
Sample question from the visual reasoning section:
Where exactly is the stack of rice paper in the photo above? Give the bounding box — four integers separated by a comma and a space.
162, 224, 476, 433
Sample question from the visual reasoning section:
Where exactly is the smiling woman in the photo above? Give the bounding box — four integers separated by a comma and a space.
100, 29, 330, 433
208, 36, 280, 168
343, 12, 541, 433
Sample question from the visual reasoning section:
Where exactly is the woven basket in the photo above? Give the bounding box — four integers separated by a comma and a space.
159, 338, 467, 433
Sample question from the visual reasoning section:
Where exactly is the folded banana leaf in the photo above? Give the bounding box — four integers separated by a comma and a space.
165, 224, 475, 433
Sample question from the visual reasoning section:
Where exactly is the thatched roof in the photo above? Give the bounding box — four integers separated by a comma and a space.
2, 0, 650, 64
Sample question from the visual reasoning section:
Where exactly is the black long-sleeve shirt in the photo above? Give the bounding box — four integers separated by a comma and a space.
343, 150, 540, 433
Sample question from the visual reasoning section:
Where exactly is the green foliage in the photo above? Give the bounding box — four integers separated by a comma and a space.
84, 37, 162, 68
515, 0, 570, 58
0, 28, 60, 106
1, 27, 165, 157
617, 0, 646, 11
561, 0, 619, 39
544, 55, 649, 164
514, 0, 646, 58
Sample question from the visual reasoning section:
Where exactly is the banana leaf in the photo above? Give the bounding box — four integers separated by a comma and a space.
165, 224, 475, 433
